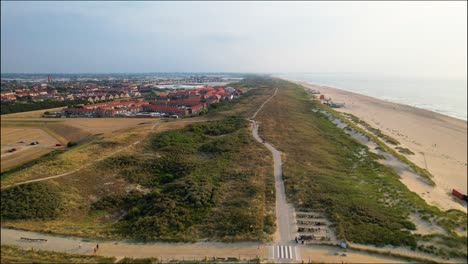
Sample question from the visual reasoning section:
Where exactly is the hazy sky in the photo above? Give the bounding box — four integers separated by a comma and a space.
1, 1, 466, 79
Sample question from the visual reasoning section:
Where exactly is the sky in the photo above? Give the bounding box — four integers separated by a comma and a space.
1, 1, 467, 79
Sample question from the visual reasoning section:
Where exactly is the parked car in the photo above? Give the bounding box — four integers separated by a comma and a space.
30, 141, 39, 145
8, 148, 17, 152
55, 143, 62, 147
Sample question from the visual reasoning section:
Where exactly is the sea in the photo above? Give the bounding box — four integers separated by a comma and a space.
278, 73, 467, 121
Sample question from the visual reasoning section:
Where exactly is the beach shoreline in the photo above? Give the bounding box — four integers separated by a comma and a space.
294, 80, 467, 212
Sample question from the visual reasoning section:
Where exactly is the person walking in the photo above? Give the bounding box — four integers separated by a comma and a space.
78, 242, 82, 249
96, 244, 99, 250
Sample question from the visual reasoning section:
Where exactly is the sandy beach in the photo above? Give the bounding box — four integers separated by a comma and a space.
298, 82, 467, 212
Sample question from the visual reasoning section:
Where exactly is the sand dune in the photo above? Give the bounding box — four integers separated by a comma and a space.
299, 82, 467, 212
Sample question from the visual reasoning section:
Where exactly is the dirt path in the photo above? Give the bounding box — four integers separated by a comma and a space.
1, 118, 222, 190
0, 120, 162, 190
251, 88, 278, 119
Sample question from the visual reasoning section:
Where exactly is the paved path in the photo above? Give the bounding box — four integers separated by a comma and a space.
251, 121, 297, 244
249, 88, 300, 263
250, 88, 297, 244
0, 228, 265, 261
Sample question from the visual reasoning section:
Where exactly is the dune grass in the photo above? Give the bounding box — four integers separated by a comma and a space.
342, 112, 401, 145
326, 108, 434, 185
252, 77, 466, 257
1, 129, 143, 187
91, 116, 275, 242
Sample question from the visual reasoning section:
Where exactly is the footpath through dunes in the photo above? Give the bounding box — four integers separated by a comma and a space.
254, 78, 467, 262
1, 77, 465, 263
1, 89, 277, 244
250, 87, 301, 261
249, 88, 298, 242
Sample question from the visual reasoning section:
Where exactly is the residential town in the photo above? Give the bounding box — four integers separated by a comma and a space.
1, 74, 243, 117
59, 85, 242, 118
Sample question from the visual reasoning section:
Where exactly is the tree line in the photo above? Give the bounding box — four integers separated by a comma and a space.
1, 99, 88, 115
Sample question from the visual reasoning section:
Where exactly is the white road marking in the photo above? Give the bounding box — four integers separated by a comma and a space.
269, 245, 298, 260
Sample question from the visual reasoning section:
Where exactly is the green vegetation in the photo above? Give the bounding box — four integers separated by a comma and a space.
1, 182, 62, 220
329, 109, 434, 185
92, 116, 275, 241
395, 146, 415, 155
1, 98, 88, 115
1, 245, 115, 263
253, 77, 466, 256
206, 77, 280, 119
343, 113, 400, 145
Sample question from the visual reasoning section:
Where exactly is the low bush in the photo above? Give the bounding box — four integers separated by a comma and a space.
1, 183, 62, 220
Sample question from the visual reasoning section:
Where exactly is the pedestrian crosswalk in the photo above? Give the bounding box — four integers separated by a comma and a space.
268, 245, 300, 260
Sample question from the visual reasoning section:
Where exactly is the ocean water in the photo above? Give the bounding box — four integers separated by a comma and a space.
278, 73, 467, 121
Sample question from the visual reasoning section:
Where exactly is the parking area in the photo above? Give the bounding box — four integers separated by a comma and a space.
1, 127, 64, 171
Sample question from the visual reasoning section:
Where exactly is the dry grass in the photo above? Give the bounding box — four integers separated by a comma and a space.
1, 128, 142, 186
1, 107, 65, 119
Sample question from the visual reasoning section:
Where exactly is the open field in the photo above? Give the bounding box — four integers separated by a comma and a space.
1, 127, 65, 172
1, 107, 65, 119
1, 107, 164, 173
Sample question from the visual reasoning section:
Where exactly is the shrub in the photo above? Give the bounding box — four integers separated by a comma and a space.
67, 141, 78, 147
1, 183, 62, 220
